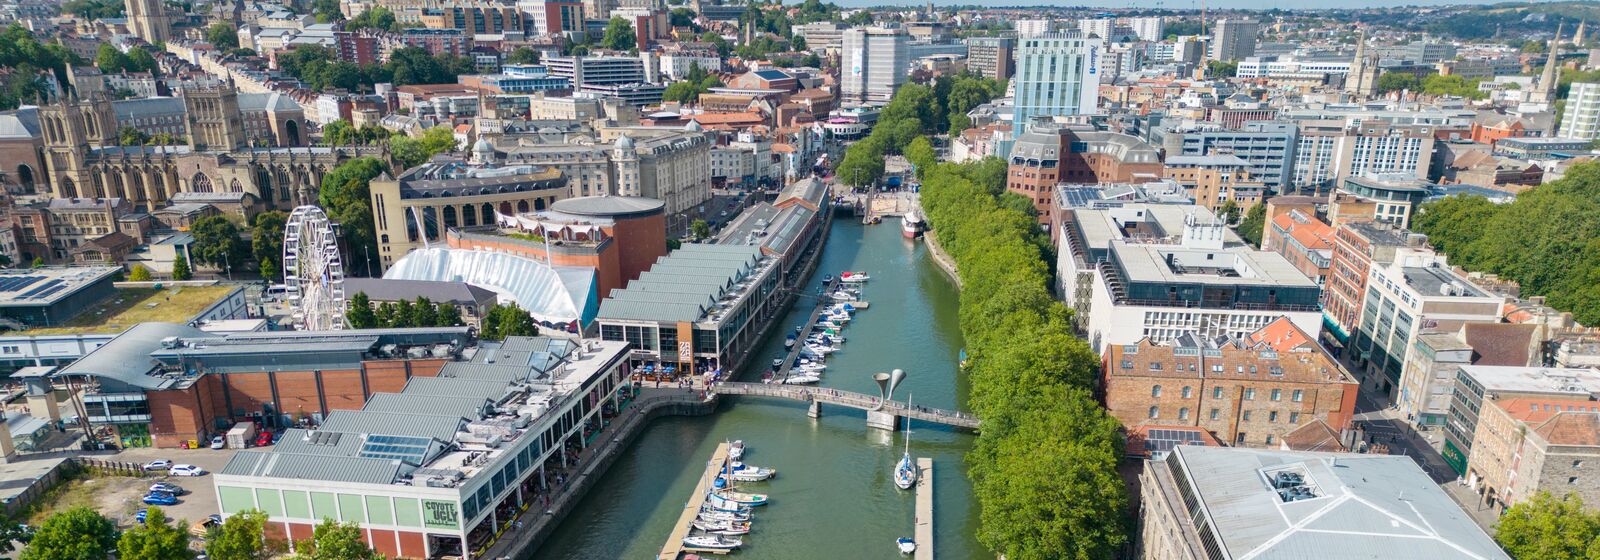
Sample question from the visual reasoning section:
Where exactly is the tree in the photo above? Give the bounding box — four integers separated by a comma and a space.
119, 126, 151, 146
844, 10, 872, 25
436, 304, 465, 327
299, 519, 376, 560
20, 507, 118, 560
1206, 60, 1238, 78
690, 219, 712, 240
1235, 202, 1267, 248
1376, 72, 1421, 94
128, 264, 152, 281
601, 17, 637, 51
346, 292, 378, 328
206, 23, 240, 51
310, 0, 341, 23
390, 126, 458, 169
95, 44, 131, 73
1495, 492, 1600, 560
126, 47, 157, 73
29, 257, 43, 269
319, 157, 388, 276
62, 0, 124, 19
117, 507, 189, 560
251, 211, 287, 280
345, 6, 398, 32
190, 216, 250, 273
171, 254, 191, 280
205, 510, 266, 560
905, 137, 936, 180
837, 137, 885, 187
481, 303, 539, 340
505, 47, 539, 65
790, 34, 807, 51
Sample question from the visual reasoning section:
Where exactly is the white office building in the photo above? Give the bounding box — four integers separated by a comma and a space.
1128, 16, 1164, 42
1078, 18, 1112, 39
1558, 82, 1600, 140
1012, 32, 1103, 128
841, 26, 909, 105
1014, 19, 1055, 38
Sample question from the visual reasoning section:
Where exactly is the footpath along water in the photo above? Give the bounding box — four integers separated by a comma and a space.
536, 219, 983, 559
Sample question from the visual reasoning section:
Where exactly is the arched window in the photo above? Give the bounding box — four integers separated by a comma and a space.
442, 206, 457, 229
1178, 407, 1190, 420
462, 205, 477, 227
499, 201, 513, 215
481, 203, 494, 225
516, 200, 529, 213
1182, 386, 1193, 399
191, 173, 214, 193
1148, 406, 1159, 419
422, 206, 438, 240
15, 165, 34, 191
285, 120, 301, 146
60, 177, 76, 198
229, 179, 244, 193
534, 198, 546, 211
1151, 385, 1162, 398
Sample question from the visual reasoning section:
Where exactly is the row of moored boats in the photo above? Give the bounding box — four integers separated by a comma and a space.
769, 273, 869, 385
680, 440, 775, 552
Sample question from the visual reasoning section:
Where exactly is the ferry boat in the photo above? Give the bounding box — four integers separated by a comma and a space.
902, 210, 925, 239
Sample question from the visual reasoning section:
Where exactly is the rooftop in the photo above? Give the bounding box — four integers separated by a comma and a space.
548, 196, 665, 218
1458, 366, 1600, 398
597, 245, 772, 325
1160, 446, 1508, 560
1396, 264, 1491, 298
0, 267, 121, 311
342, 278, 497, 306
25, 284, 237, 335
220, 337, 628, 487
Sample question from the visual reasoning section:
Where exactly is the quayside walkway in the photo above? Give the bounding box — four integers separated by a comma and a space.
711, 382, 980, 430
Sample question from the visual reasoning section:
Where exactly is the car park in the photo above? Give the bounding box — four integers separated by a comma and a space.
209, 436, 226, 450
141, 493, 178, 506
169, 464, 205, 477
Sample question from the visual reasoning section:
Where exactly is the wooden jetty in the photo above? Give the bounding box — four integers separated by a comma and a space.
659, 442, 733, 558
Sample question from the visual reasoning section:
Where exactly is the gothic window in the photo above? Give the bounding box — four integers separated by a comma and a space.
229, 179, 243, 193
191, 173, 214, 193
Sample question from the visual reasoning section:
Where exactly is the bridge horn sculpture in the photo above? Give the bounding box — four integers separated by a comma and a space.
872, 368, 907, 411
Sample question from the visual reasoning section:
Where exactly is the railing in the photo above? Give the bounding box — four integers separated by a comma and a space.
712, 382, 981, 430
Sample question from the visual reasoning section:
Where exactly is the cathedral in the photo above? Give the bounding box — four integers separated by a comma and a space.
37, 86, 384, 212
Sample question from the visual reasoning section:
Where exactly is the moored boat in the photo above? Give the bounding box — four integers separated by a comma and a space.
728, 440, 745, 461
897, 537, 917, 554
682, 535, 742, 551
697, 509, 751, 523
840, 271, 871, 283
692, 520, 752, 535
902, 210, 924, 239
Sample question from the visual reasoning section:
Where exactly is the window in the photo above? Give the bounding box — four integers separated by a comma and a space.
1269, 411, 1279, 422
1237, 432, 1247, 444
1152, 385, 1162, 398
1266, 435, 1275, 445
1210, 408, 1220, 420
1179, 407, 1190, 420
1182, 386, 1193, 398
1292, 389, 1303, 402
1149, 406, 1160, 419
1271, 389, 1282, 401
1242, 411, 1252, 421
1213, 387, 1225, 399
1244, 388, 1256, 400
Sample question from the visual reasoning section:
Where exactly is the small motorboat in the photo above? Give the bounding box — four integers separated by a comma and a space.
682, 535, 742, 551
897, 537, 917, 554
784, 334, 796, 349
701, 502, 750, 515
840, 271, 870, 283
729, 440, 745, 461
781, 374, 821, 384
771, 358, 784, 370
697, 509, 751, 523
692, 520, 752, 535
821, 274, 834, 285
714, 489, 769, 506
720, 461, 776, 482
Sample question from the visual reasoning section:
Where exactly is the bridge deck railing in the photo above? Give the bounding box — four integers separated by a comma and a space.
713, 382, 980, 428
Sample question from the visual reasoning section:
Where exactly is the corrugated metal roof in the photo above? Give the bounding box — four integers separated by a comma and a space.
363, 393, 492, 419
319, 410, 464, 442
57, 322, 210, 390
271, 428, 364, 457
222, 450, 404, 485
401, 376, 512, 402
438, 362, 538, 384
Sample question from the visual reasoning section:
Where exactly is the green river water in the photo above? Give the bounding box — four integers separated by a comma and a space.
535, 219, 983, 559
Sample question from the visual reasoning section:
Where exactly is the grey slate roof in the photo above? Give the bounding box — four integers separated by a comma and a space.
221, 450, 404, 485
597, 245, 765, 324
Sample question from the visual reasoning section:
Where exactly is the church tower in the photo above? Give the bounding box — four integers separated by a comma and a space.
1345, 31, 1380, 99
183, 86, 248, 151
38, 91, 117, 199
125, 0, 172, 45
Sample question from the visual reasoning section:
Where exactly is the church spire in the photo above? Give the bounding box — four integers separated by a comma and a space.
1533, 22, 1563, 106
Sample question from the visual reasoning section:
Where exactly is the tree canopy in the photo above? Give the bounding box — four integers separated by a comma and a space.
319, 158, 388, 276
348, 294, 465, 329
480, 303, 540, 340
1495, 491, 1600, 560
601, 17, 637, 51
836, 72, 1003, 187
278, 45, 472, 92
20, 507, 118, 560
292, 519, 377, 560
390, 126, 459, 169
1413, 162, 1600, 325
189, 215, 251, 273
62, 0, 124, 19
205, 509, 267, 560
345, 6, 399, 32
0, 25, 82, 110
117, 507, 189, 560
206, 23, 240, 50
505, 47, 540, 65
251, 210, 287, 280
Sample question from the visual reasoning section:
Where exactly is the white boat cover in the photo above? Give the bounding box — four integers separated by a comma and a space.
383, 247, 598, 328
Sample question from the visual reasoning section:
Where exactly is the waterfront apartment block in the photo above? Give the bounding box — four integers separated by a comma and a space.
1443, 365, 1600, 476
1139, 446, 1509, 560
1056, 203, 1322, 351
214, 337, 629, 560
1466, 395, 1600, 513
1352, 250, 1503, 400
1104, 318, 1358, 448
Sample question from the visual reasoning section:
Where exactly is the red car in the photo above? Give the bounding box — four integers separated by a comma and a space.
254, 431, 274, 447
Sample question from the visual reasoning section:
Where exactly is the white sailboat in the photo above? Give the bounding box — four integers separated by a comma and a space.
893, 395, 918, 491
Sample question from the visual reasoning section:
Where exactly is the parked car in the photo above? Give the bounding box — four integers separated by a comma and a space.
209, 436, 226, 450
254, 431, 273, 447
149, 482, 184, 495
141, 460, 172, 471
169, 464, 205, 477
134, 509, 148, 523
141, 493, 178, 506
189, 516, 220, 537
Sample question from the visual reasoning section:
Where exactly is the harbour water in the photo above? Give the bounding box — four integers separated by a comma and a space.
535, 219, 984, 559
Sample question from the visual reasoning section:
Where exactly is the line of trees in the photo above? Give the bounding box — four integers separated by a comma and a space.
346, 292, 466, 328
835, 72, 1005, 187
1412, 162, 1600, 326
920, 154, 1128, 559
276, 45, 473, 93
0, 25, 83, 111
20, 503, 385, 560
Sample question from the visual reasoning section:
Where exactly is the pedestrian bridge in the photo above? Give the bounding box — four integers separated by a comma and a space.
712, 382, 981, 430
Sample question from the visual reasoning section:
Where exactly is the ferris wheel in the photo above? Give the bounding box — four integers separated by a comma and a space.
283, 205, 348, 331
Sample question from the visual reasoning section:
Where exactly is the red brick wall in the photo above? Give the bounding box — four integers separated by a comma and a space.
366, 529, 401, 559
274, 371, 321, 421
321, 369, 367, 411
396, 531, 426, 559
147, 385, 210, 446
365, 361, 412, 394
226, 372, 275, 420
610, 213, 667, 290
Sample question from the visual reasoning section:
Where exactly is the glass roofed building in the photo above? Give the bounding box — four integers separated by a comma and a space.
213, 336, 630, 560
383, 247, 599, 332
